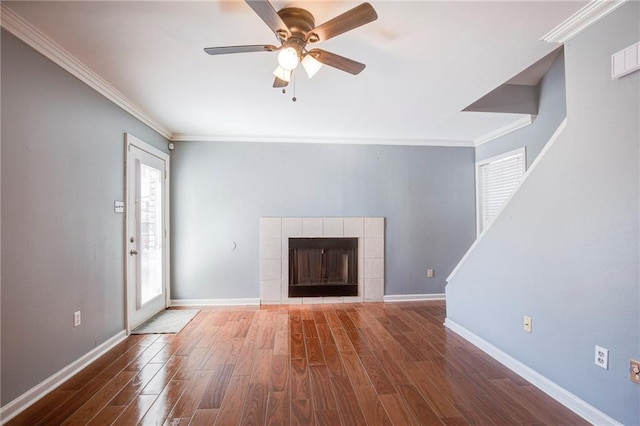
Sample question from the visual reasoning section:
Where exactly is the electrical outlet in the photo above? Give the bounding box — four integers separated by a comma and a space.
523, 316, 532, 333
73, 311, 81, 327
630, 360, 640, 384
595, 345, 609, 369
427, 268, 434, 278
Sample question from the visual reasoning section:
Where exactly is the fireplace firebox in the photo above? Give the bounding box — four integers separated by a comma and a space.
288, 238, 358, 297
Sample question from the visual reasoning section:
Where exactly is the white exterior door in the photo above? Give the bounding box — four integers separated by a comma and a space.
125, 134, 170, 331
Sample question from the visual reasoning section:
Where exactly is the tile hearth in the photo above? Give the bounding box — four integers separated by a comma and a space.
260, 217, 385, 304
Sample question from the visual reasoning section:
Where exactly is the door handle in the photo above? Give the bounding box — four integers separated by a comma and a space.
130, 249, 139, 255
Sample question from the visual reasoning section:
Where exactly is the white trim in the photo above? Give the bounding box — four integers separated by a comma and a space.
169, 134, 474, 148
124, 134, 171, 332
170, 298, 261, 306
473, 115, 535, 147
383, 294, 445, 302
126, 134, 169, 160
475, 147, 526, 169
0, 330, 127, 425
448, 118, 568, 282
0, 5, 172, 139
541, 0, 627, 43
443, 319, 623, 426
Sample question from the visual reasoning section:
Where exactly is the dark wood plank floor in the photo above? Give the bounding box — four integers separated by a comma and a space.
7, 301, 589, 425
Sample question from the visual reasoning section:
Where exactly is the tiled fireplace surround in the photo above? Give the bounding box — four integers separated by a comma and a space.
260, 217, 385, 304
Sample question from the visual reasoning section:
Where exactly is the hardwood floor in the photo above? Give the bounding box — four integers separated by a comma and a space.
7, 301, 589, 425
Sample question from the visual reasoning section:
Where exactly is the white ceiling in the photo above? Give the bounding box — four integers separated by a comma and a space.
3, 1, 589, 145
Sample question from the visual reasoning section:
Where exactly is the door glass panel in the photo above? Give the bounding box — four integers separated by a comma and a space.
139, 163, 163, 306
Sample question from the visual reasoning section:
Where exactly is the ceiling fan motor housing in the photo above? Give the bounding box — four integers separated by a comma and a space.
277, 7, 318, 49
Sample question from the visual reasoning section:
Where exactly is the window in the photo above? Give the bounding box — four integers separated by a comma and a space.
476, 147, 526, 235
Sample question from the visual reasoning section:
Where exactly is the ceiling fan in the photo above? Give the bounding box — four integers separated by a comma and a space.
204, 0, 378, 88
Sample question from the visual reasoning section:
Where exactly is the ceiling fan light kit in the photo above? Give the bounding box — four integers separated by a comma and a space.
301, 54, 323, 79
277, 47, 300, 71
204, 0, 378, 94
273, 65, 292, 82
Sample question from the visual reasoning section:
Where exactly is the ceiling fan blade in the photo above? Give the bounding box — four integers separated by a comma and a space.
204, 45, 278, 55
273, 77, 289, 88
308, 49, 366, 75
310, 3, 377, 42
245, 0, 290, 39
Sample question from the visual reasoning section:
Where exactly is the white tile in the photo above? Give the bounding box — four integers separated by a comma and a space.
343, 217, 364, 237
322, 297, 344, 304
281, 248, 289, 300
282, 217, 303, 237
261, 280, 281, 302
260, 238, 281, 259
302, 218, 323, 236
260, 216, 386, 305
364, 258, 384, 279
281, 255, 289, 278
323, 218, 344, 237
364, 279, 384, 302
281, 259, 289, 298
281, 278, 289, 300
260, 258, 281, 281
260, 217, 282, 238
364, 217, 384, 238
364, 238, 384, 258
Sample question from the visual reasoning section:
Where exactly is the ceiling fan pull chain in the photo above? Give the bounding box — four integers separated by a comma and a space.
292, 72, 297, 102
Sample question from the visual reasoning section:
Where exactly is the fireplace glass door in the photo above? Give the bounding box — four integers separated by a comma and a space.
289, 238, 358, 297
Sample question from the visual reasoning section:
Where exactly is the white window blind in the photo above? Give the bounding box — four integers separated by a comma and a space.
477, 148, 526, 234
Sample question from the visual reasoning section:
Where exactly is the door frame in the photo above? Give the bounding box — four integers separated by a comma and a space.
124, 133, 171, 333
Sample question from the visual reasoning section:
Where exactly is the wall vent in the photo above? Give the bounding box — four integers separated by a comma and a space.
612, 41, 640, 79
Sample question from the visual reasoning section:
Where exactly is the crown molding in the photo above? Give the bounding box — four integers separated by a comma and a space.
473, 115, 534, 147
170, 133, 475, 147
1, 4, 173, 139
541, 0, 627, 43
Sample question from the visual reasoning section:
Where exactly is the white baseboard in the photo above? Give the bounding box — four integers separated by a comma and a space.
0, 330, 128, 425
383, 293, 445, 302
444, 318, 622, 426
170, 298, 261, 307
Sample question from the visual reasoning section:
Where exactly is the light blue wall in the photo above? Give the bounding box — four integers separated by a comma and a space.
446, 3, 639, 424
475, 49, 566, 167
1, 31, 169, 405
171, 142, 476, 299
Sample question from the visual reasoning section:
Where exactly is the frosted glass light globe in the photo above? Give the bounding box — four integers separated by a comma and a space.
273, 66, 292, 82
302, 54, 322, 78
278, 47, 299, 71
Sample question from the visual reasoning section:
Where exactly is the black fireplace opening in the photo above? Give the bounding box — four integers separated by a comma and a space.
288, 237, 358, 297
